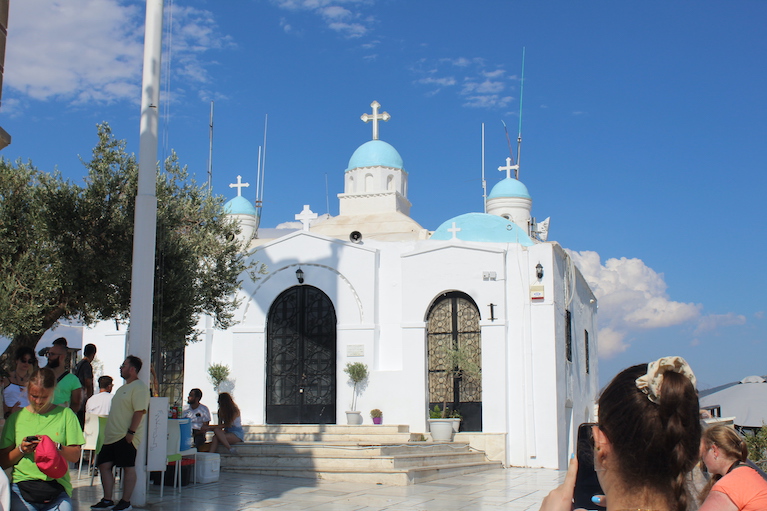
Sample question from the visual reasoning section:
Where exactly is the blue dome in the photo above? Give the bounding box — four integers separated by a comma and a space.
488, 178, 531, 199
347, 140, 404, 171
223, 196, 257, 216
431, 213, 534, 246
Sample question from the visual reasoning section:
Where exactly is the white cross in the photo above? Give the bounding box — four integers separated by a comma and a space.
447, 222, 461, 240
295, 205, 318, 232
498, 157, 519, 179
360, 100, 391, 140
229, 175, 250, 197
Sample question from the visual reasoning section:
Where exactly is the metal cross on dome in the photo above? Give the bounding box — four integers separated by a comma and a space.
229, 175, 250, 197
498, 157, 519, 180
447, 222, 461, 240
295, 205, 318, 232
360, 100, 391, 140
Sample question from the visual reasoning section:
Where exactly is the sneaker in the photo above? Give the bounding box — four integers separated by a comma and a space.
112, 500, 132, 511
91, 499, 115, 510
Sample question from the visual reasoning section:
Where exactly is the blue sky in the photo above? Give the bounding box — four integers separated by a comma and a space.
3, 0, 765, 389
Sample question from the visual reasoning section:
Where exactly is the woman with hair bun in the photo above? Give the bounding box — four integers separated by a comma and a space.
698, 425, 767, 510
541, 356, 702, 511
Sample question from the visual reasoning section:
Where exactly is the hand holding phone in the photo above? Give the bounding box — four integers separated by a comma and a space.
24, 436, 39, 443
573, 423, 606, 511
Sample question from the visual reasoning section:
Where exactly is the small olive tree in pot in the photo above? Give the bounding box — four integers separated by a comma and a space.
344, 362, 368, 424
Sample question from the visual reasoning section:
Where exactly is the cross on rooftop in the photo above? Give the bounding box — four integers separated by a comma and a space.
295, 205, 318, 232
229, 175, 250, 197
448, 222, 461, 240
360, 100, 391, 140
498, 157, 519, 180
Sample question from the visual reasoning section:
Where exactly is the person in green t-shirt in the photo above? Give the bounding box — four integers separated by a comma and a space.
45, 339, 82, 414
0, 367, 84, 510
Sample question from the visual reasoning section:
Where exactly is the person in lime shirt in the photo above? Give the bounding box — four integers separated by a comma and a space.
0, 367, 84, 510
91, 356, 149, 511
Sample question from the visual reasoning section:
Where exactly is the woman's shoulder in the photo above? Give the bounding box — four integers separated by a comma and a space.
716, 464, 767, 489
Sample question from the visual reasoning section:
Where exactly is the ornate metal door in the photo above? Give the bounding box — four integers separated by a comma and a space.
266, 285, 336, 424
427, 292, 482, 431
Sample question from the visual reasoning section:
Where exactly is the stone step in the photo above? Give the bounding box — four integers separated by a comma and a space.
240, 424, 416, 442
223, 448, 487, 470
218, 441, 472, 457
209, 425, 501, 485
223, 460, 502, 486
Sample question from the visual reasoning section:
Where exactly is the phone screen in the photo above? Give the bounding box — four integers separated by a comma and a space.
573, 423, 606, 511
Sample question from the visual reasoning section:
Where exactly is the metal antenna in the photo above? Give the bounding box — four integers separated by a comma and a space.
325, 173, 330, 215
207, 101, 214, 191
257, 115, 268, 214
254, 114, 268, 232
502, 120, 515, 165
516, 47, 526, 179
481, 123, 487, 213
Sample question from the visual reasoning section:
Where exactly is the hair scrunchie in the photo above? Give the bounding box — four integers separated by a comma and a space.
635, 356, 697, 404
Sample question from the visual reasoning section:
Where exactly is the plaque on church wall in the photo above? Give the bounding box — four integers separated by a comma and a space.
347, 345, 364, 357
530, 285, 544, 301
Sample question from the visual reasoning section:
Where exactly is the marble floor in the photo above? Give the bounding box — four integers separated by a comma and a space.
69, 467, 563, 511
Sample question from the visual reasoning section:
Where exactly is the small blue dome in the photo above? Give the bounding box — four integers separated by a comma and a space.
347, 140, 404, 171
431, 213, 534, 246
224, 196, 257, 216
488, 178, 531, 199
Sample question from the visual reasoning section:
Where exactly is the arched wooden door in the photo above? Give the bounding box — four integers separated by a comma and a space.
427, 292, 482, 431
266, 285, 336, 424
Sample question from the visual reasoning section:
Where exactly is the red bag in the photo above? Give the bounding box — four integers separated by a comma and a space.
34, 435, 67, 479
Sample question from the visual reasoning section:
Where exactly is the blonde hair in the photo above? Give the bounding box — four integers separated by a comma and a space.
699, 425, 749, 503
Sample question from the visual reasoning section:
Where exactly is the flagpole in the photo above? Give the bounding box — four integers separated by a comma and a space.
127, 0, 164, 504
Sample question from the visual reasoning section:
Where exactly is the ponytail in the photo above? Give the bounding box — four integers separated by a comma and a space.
598, 361, 700, 511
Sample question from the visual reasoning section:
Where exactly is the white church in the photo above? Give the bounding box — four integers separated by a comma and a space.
42, 101, 599, 470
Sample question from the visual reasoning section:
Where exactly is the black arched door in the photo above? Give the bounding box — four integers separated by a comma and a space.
427, 292, 482, 431
266, 285, 336, 424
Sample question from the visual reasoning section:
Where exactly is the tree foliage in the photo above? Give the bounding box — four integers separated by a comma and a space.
0, 123, 253, 361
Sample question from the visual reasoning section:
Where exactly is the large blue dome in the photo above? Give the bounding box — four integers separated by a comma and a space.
431, 213, 534, 245
488, 178, 531, 199
347, 140, 404, 171
223, 196, 257, 216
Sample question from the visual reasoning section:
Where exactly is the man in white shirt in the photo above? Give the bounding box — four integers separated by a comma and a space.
182, 388, 211, 448
85, 376, 114, 416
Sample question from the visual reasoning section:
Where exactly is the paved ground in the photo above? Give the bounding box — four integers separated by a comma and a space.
70, 467, 563, 510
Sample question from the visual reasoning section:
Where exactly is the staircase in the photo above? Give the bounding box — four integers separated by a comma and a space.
217, 425, 502, 485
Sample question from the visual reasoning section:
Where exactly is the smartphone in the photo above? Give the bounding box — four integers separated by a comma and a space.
24, 436, 38, 443
573, 423, 606, 511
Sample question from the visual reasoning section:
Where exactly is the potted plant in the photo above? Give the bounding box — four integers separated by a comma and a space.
427, 405, 455, 441
344, 362, 368, 425
208, 363, 230, 392
427, 344, 481, 441
370, 408, 383, 425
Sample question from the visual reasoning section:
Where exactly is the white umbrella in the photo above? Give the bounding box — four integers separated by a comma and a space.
699, 376, 767, 428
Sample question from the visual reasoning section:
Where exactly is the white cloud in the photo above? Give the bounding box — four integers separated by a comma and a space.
597, 327, 630, 358
418, 77, 457, 87
414, 57, 514, 110
6, 0, 231, 108
568, 250, 750, 358
568, 250, 701, 358
463, 95, 512, 109
6, 0, 143, 103
693, 313, 747, 334
271, 0, 374, 38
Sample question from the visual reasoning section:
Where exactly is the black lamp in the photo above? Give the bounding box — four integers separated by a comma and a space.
296, 267, 304, 284
535, 263, 544, 280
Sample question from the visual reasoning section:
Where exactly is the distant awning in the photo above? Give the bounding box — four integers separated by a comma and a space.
699, 376, 767, 428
